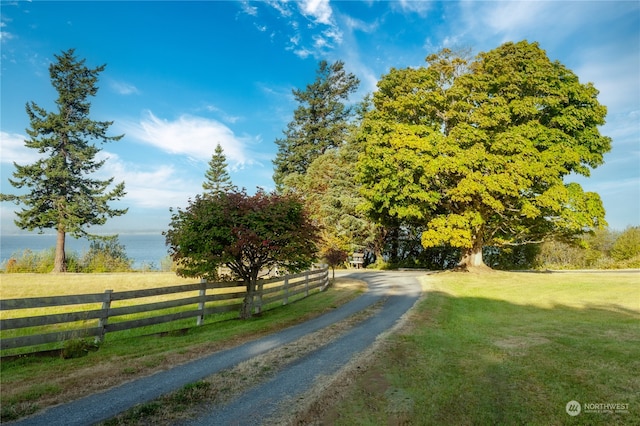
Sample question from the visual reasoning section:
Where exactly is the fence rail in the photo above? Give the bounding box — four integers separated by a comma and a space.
0, 268, 329, 354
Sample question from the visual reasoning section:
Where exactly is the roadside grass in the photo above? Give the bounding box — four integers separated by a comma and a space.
0, 275, 365, 422
314, 271, 639, 425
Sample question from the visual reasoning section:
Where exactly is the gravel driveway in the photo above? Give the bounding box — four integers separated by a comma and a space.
11, 271, 422, 426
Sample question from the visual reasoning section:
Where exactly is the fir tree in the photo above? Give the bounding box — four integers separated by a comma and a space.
203, 143, 235, 195
1, 49, 127, 272
273, 60, 359, 190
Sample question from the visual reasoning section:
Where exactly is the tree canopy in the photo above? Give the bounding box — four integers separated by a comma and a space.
1, 49, 127, 272
164, 190, 319, 318
273, 60, 359, 190
357, 41, 611, 269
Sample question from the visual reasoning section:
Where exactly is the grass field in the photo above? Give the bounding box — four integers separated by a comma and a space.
309, 271, 639, 425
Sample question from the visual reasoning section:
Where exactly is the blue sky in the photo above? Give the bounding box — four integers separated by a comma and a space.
1, 0, 638, 234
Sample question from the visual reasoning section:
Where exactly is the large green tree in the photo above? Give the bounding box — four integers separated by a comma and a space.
165, 190, 319, 319
273, 60, 359, 190
358, 41, 611, 269
203, 143, 236, 195
1, 49, 127, 272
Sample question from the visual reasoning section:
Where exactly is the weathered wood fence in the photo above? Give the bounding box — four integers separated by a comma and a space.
0, 267, 329, 354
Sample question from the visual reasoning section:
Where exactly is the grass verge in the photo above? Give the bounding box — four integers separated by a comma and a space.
0, 276, 365, 422
296, 271, 639, 425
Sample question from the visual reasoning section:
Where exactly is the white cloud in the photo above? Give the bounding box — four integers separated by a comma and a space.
264, 0, 342, 59
299, 0, 333, 25
123, 111, 256, 168
110, 80, 140, 95
343, 15, 378, 34
240, 1, 258, 17
0, 131, 41, 164
394, 0, 433, 16
97, 151, 197, 209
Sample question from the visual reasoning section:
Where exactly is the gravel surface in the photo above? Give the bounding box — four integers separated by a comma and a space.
11, 271, 422, 426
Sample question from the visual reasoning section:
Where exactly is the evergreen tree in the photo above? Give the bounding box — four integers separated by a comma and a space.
273, 60, 359, 190
203, 143, 235, 195
1, 49, 127, 272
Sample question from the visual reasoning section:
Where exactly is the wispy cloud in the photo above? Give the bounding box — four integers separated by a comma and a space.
251, 0, 342, 59
240, 1, 258, 17
109, 80, 140, 95
123, 111, 257, 168
393, 0, 433, 16
96, 151, 198, 209
201, 104, 242, 124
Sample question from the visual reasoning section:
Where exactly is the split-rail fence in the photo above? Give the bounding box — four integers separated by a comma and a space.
0, 267, 329, 355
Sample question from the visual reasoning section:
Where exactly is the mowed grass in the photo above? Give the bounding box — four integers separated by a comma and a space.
321, 271, 639, 425
0, 273, 365, 422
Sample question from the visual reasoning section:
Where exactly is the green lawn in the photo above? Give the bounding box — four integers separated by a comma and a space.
321, 271, 639, 425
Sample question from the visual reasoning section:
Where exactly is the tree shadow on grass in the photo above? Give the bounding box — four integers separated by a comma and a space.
329, 290, 639, 425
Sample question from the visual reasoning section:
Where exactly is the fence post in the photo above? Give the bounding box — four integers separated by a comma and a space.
197, 279, 207, 326
255, 282, 264, 315
283, 276, 289, 305
305, 272, 310, 297
96, 289, 113, 343
321, 267, 330, 291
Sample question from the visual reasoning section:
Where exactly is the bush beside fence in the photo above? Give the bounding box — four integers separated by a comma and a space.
0, 267, 329, 355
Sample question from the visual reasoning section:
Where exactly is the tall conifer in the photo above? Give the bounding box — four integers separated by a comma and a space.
203, 143, 235, 195
1, 49, 127, 272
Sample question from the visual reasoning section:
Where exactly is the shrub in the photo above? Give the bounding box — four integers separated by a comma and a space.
4, 248, 80, 273
61, 338, 99, 359
80, 236, 132, 272
611, 226, 640, 261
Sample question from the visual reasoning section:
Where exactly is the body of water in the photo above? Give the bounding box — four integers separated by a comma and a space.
1, 233, 169, 269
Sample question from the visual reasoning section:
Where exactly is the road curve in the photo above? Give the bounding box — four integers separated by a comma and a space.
11, 271, 422, 426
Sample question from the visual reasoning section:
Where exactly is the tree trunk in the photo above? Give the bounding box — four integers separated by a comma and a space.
458, 241, 488, 271
53, 228, 67, 273
240, 277, 256, 319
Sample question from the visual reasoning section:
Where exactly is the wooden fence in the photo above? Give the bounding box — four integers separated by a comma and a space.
0, 267, 329, 354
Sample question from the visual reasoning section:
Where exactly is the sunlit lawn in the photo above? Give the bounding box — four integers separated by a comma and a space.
324, 271, 639, 425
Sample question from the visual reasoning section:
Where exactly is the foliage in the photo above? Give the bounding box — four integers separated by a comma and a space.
80, 236, 132, 272
0, 49, 127, 272
165, 190, 320, 318
532, 227, 640, 269
357, 41, 611, 269
273, 60, 360, 190
4, 248, 80, 273
483, 244, 540, 270
322, 246, 348, 280
202, 143, 236, 195
61, 338, 99, 359
611, 226, 640, 261
2, 236, 132, 273
288, 142, 382, 259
